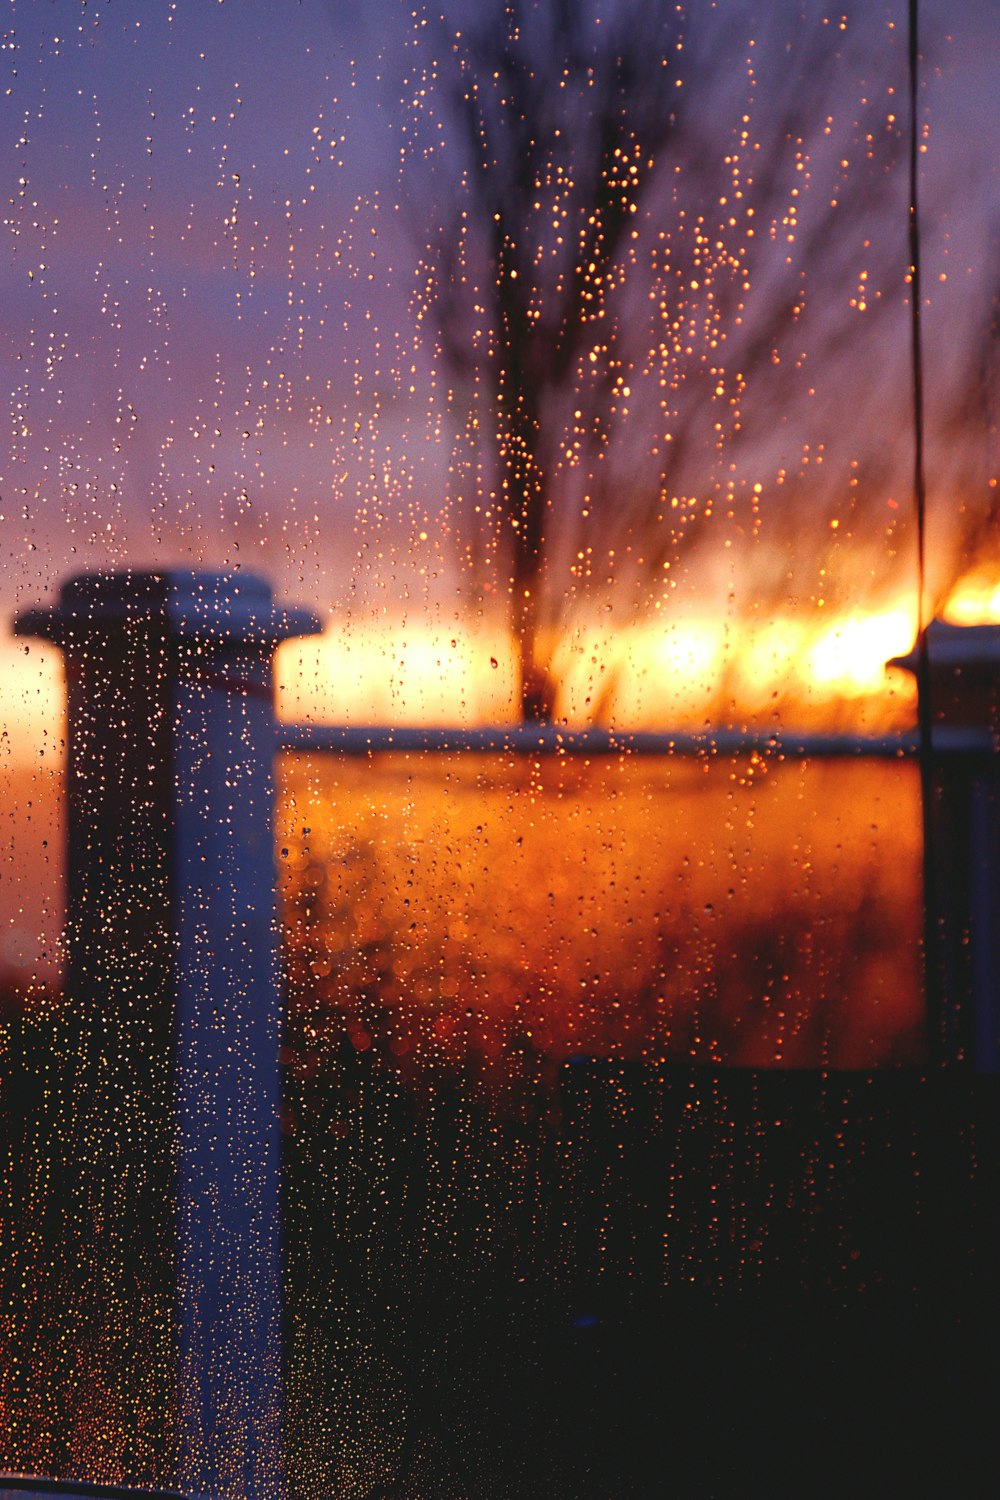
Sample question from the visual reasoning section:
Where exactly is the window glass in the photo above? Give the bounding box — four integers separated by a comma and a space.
1, 3, 998, 1496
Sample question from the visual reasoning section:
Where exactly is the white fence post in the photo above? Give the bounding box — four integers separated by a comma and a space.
893, 621, 1000, 1070
16, 570, 320, 1499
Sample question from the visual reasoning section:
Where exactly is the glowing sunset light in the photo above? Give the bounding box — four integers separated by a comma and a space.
1, 585, 990, 779
275, 602, 921, 734
806, 606, 916, 698
739, 620, 811, 704
942, 573, 1000, 626
549, 617, 728, 725
0, 638, 65, 767
3, 573, 994, 756
0, 595, 932, 771
275, 623, 519, 728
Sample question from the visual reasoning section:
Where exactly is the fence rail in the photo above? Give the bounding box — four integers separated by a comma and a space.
278, 722, 997, 758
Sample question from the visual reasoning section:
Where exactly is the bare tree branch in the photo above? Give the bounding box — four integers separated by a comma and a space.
405, 1, 911, 720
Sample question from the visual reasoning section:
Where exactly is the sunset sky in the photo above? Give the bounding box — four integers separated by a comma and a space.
1, 0, 998, 971
1, 1, 996, 628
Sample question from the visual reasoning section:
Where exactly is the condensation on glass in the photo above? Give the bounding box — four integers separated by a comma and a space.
1, 3, 998, 1497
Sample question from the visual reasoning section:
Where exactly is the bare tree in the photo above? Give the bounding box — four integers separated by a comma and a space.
930, 242, 1000, 602
407, 1, 907, 720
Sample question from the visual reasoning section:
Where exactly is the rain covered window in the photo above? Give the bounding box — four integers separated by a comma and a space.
1, 3, 998, 1497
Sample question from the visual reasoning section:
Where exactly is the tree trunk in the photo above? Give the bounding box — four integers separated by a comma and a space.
504, 394, 555, 722
513, 584, 555, 722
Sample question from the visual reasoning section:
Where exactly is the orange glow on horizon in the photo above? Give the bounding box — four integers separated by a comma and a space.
942, 571, 1000, 626
4, 572, 1000, 769
276, 599, 926, 733
0, 637, 65, 766
550, 604, 919, 727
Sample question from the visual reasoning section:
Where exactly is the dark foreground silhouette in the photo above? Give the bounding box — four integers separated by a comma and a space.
1, 989, 997, 1499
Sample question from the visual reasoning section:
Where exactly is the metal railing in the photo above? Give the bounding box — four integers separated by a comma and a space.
280, 722, 994, 758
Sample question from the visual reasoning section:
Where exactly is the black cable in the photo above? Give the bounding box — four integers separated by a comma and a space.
908, 0, 943, 1060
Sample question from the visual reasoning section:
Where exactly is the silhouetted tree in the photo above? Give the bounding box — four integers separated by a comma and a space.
932, 243, 1000, 599
408, 1, 907, 719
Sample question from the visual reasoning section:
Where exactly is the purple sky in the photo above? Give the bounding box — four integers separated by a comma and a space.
1, 0, 996, 626
2, 1, 445, 614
